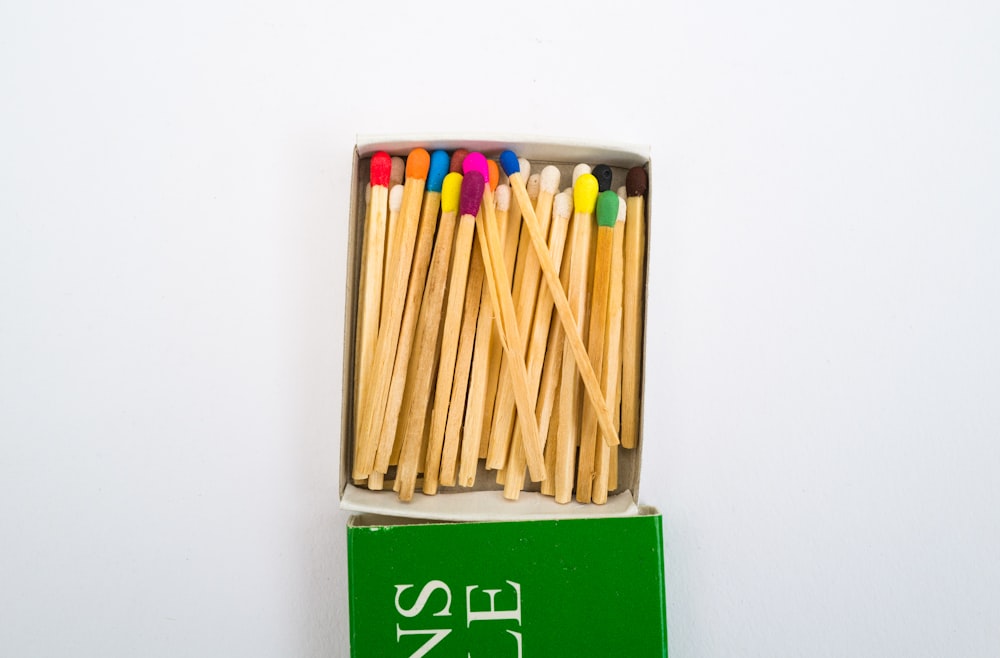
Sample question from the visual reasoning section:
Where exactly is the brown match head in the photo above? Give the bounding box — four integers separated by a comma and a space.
390, 157, 405, 187
626, 167, 648, 197
450, 149, 469, 173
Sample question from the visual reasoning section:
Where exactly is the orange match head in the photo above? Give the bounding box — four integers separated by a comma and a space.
487, 160, 499, 192
405, 148, 430, 180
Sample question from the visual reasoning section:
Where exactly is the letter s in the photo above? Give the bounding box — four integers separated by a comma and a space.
394, 581, 453, 618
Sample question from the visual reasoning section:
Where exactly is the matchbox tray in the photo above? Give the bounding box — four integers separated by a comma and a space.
340, 134, 652, 521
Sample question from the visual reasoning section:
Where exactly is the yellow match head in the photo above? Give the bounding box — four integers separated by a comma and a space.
441, 172, 463, 214
573, 174, 599, 214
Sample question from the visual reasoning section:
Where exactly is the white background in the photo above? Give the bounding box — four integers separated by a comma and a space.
2, 1, 999, 656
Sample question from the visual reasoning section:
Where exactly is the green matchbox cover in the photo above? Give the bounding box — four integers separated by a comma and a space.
347, 511, 668, 657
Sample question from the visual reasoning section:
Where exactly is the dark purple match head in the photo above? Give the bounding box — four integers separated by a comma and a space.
459, 171, 485, 217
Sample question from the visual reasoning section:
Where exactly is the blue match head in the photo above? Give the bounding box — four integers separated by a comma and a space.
426, 150, 450, 192
499, 150, 520, 177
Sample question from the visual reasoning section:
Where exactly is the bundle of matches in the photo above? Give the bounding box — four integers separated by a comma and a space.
351, 146, 648, 504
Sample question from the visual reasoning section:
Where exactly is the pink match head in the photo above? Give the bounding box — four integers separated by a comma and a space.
462, 152, 490, 186
370, 151, 392, 188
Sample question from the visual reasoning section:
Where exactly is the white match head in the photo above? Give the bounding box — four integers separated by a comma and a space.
617, 196, 626, 222
553, 191, 573, 221
572, 163, 591, 185
495, 184, 511, 211
540, 165, 561, 194
617, 185, 626, 200
390, 157, 405, 187
562, 186, 573, 199
518, 158, 531, 179
389, 184, 404, 212
526, 173, 541, 199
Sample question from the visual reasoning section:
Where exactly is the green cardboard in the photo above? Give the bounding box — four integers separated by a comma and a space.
347, 511, 668, 657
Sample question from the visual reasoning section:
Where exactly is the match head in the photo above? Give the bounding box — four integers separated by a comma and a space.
459, 171, 485, 217
370, 151, 392, 187
553, 191, 573, 221
427, 150, 450, 193
572, 163, 592, 186
596, 190, 619, 227
498, 150, 520, 177
495, 184, 511, 212
519, 158, 530, 178
441, 172, 463, 214
626, 166, 648, 197
540, 165, 561, 194
592, 164, 613, 192
617, 196, 626, 222
390, 157, 405, 187
487, 160, 499, 192
617, 185, 627, 199
526, 173, 541, 199
405, 148, 431, 180
462, 152, 490, 183
573, 173, 599, 214
450, 149, 469, 173
389, 184, 404, 212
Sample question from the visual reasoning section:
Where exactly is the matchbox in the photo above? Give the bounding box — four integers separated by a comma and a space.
346, 508, 668, 658
340, 134, 652, 521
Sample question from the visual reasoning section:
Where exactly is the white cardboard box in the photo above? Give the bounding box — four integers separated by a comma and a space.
340, 134, 652, 521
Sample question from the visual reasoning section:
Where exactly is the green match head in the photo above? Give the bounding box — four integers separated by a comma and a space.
596, 190, 619, 228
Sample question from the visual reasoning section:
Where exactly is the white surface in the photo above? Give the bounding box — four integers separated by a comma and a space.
2, 1, 999, 657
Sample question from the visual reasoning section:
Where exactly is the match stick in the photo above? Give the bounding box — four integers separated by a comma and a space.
369, 154, 451, 475
502, 187, 573, 500
395, 170, 483, 501
622, 166, 647, 450
438, 238, 485, 487
435, 161, 499, 486
353, 148, 430, 480
480, 159, 527, 465
537, 191, 574, 495
473, 157, 546, 481
422, 158, 490, 493
384, 155, 404, 301
498, 151, 621, 451
457, 183, 510, 486
553, 173, 599, 502
593, 195, 626, 504
354, 152, 390, 457
576, 190, 619, 503
379, 184, 404, 327
489, 165, 561, 472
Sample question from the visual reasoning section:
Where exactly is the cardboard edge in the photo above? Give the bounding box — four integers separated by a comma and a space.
341, 487, 639, 523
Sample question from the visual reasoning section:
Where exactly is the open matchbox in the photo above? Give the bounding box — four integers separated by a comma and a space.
340, 134, 654, 522
340, 136, 667, 656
